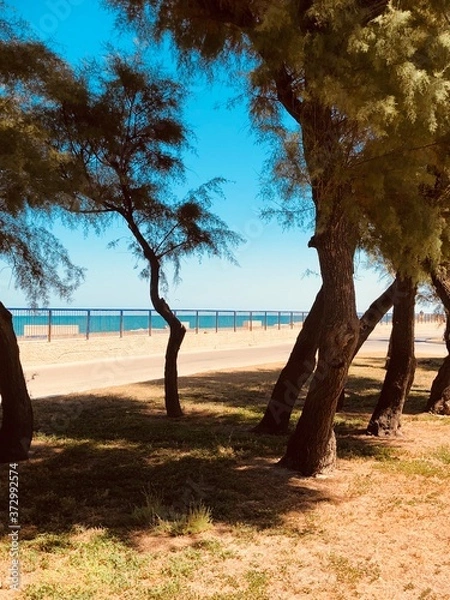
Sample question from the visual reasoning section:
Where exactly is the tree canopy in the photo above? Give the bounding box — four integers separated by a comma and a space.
109, 0, 450, 279
40, 52, 242, 415
0, 13, 83, 304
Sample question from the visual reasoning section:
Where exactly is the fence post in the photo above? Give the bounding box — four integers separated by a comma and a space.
233, 311, 236, 332
48, 309, 52, 342
264, 311, 267, 331
278, 311, 281, 330
290, 311, 294, 329
86, 309, 91, 340
119, 310, 124, 338
215, 311, 218, 333
148, 310, 152, 336
195, 310, 199, 334
249, 311, 253, 332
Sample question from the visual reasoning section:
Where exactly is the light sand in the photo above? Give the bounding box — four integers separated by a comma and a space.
18, 325, 303, 367
17, 321, 445, 368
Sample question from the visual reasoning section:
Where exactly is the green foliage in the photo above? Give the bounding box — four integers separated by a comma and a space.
0, 12, 84, 303
109, 0, 450, 279
45, 52, 242, 290
0, 211, 84, 305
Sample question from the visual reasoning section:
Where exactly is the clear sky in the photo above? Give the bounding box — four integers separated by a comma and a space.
2, 0, 391, 311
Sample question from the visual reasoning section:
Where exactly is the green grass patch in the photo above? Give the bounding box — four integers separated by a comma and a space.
377, 455, 450, 478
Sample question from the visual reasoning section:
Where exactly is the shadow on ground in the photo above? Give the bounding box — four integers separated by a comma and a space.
0, 359, 442, 542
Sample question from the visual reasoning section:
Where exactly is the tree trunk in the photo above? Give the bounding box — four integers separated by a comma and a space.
148, 255, 185, 417
356, 279, 398, 351
125, 216, 186, 417
164, 319, 186, 417
366, 276, 416, 436
254, 278, 397, 430
252, 288, 324, 434
0, 303, 33, 462
384, 328, 393, 370
425, 266, 450, 413
278, 210, 359, 475
337, 278, 398, 410
426, 357, 450, 415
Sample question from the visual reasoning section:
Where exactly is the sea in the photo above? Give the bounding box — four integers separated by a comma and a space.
9, 308, 309, 339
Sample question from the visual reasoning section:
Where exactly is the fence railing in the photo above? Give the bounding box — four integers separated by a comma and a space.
8, 307, 444, 342
9, 308, 310, 342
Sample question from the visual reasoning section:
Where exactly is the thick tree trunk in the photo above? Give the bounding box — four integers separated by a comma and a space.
0, 303, 33, 462
366, 276, 416, 436
278, 211, 359, 475
254, 278, 397, 430
426, 267, 450, 413
252, 288, 324, 434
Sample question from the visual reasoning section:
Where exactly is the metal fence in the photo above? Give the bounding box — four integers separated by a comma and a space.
9, 308, 310, 341
8, 307, 444, 342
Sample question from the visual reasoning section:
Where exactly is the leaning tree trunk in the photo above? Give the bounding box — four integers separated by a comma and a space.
255, 278, 398, 432
425, 266, 450, 414
278, 208, 360, 475
148, 259, 185, 418
0, 303, 33, 462
126, 216, 186, 418
337, 278, 398, 410
252, 288, 324, 434
366, 276, 416, 436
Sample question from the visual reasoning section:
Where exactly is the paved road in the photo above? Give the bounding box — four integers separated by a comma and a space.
24, 334, 447, 399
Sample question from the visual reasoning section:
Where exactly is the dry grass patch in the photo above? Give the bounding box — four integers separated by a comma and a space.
1, 358, 450, 598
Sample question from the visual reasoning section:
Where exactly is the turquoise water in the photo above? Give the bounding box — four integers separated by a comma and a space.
10, 309, 308, 338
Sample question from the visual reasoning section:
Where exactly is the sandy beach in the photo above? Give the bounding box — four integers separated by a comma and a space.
18, 321, 446, 368
18, 325, 304, 368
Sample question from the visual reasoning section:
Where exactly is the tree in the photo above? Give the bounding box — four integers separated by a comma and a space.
109, 0, 450, 473
253, 278, 398, 433
0, 303, 32, 462
44, 55, 242, 417
0, 16, 84, 461
426, 263, 450, 414
366, 275, 416, 436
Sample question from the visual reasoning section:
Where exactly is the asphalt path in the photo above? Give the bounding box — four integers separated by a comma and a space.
24, 334, 447, 399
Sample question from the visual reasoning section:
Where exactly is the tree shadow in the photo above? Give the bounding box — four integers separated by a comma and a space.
0, 382, 332, 544
1, 358, 441, 545
415, 357, 445, 372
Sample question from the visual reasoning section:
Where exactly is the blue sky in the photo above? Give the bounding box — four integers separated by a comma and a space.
2, 0, 391, 311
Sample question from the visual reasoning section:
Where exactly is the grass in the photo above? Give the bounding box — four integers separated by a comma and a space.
1, 358, 450, 598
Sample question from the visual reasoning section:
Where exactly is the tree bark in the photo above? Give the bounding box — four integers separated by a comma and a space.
252, 288, 324, 434
366, 276, 416, 436
427, 356, 450, 415
336, 278, 398, 410
149, 265, 185, 418
426, 266, 450, 414
164, 318, 186, 417
254, 278, 397, 431
0, 303, 33, 462
125, 215, 185, 417
278, 209, 360, 475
